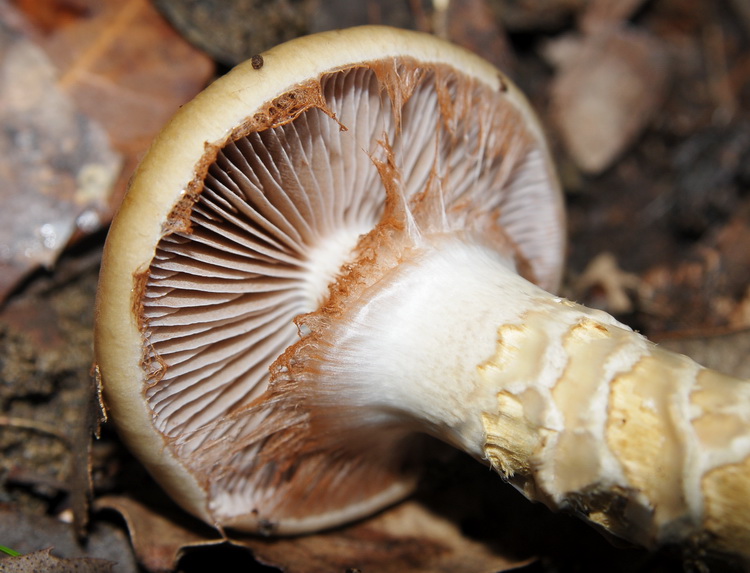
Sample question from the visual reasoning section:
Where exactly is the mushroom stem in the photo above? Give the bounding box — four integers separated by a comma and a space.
293, 236, 750, 556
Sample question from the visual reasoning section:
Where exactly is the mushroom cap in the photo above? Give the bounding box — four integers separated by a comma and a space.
95, 26, 565, 534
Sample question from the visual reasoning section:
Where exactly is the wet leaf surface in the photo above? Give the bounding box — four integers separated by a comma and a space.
15, 0, 216, 200
0, 0, 214, 302
0, 10, 120, 302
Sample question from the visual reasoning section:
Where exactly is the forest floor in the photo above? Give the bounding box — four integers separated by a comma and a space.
1, 0, 749, 571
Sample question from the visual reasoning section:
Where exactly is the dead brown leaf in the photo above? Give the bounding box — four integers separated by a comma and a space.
579, 0, 650, 33
239, 500, 531, 573
0, 548, 113, 573
0, 0, 214, 302
441, 0, 516, 75
16, 0, 215, 192
489, 0, 585, 31
98, 490, 534, 573
547, 26, 669, 174
96, 496, 214, 573
0, 8, 120, 301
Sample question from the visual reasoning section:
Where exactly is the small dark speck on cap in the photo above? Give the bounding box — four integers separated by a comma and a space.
258, 517, 276, 535
498, 74, 508, 93
251, 54, 264, 70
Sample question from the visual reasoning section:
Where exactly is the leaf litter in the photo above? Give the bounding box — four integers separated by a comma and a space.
2, 0, 750, 572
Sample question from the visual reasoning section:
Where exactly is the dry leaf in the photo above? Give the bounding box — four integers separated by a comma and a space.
0, 9, 121, 301
489, 0, 585, 31
0, 0, 214, 302
96, 496, 215, 573
98, 492, 533, 573
441, 0, 515, 75
548, 26, 669, 173
236, 501, 531, 573
579, 0, 650, 34
18, 0, 215, 192
98, 457, 652, 572
153, 0, 313, 66
0, 548, 113, 573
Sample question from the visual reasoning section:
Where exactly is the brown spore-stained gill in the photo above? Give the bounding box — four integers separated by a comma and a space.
133, 268, 168, 385
161, 80, 331, 238
131, 55, 551, 528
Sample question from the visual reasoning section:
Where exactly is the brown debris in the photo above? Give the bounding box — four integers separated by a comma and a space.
0, 548, 114, 573
0, 0, 214, 302
439, 0, 516, 74
547, 25, 669, 174
0, 508, 137, 572
98, 492, 532, 573
489, 0, 585, 31
571, 251, 642, 315
579, 0, 650, 34
0, 11, 120, 302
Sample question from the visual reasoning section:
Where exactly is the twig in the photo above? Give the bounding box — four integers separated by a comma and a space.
0, 415, 69, 445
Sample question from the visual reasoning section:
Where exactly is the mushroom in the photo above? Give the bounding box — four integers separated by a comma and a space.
95, 26, 750, 559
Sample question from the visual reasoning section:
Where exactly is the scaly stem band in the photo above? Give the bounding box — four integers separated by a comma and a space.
481, 285, 750, 556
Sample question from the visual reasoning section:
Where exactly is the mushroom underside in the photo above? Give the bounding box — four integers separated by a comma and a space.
135, 57, 563, 531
